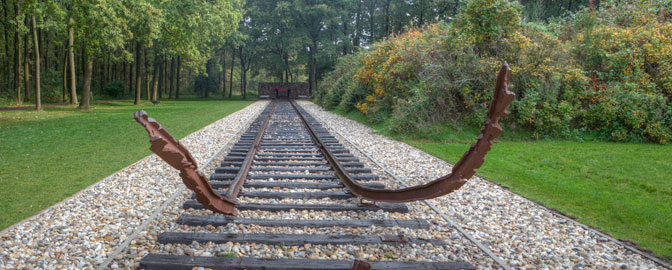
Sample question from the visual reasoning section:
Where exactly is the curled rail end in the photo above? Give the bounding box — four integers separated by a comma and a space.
452, 62, 515, 180
134, 110, 240, 216
292, 62, 515, 203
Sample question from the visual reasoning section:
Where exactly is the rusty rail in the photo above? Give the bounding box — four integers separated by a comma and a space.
133, 100, 276, 216
225, 101, 277, 201
290, 63, 515, 202
134, 63, 513, 214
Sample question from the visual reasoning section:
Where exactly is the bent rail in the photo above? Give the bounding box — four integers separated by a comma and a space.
290, 62, 515, 202
133, 111, 241, 215
134, 62, 513, 215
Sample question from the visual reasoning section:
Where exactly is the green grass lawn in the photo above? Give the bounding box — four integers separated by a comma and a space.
333, 109, 672, 261
0, 97, 254, 230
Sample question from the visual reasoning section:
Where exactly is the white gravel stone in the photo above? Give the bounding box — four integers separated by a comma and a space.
0, 101, 268, 270
34, 99, 663, 270
298, 100, 665, 270
105, 100, 496, 269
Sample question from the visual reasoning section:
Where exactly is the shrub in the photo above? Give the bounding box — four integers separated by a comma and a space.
582, 83, 671, 143
456, 0, 523, 54
103, 81, 125, 98
314, 0, 672, 144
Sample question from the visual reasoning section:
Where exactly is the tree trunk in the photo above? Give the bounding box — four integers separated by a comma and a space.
175, 56, 181, 99
106, 57, 110, 85
134, 42, 142, 105
354, 0, 361, 48
308, 41, 317, 95
229, 49, 234, 98
152, 61, 159, 101
204, 59, 211, 98
3, 0, 11, 91
80, 47, 85, 87
31, 16, 41, 111
220, 52, 226, 96
42, 28, 48, 72
238, 46, 245, 99
127, 62, 132, 95
98, 58, 103, 95
158, 56, 163, 99
418, 0, 425, 25
284, 53, 292, 82
79, 56, 93, 109
121, 62, 126, 89
24, 25, 30, 102
68, 18, 77, 104
14, 0, 21, 105
342, 14, 349, 55
62, 49, 68, 103
368, 2, 375, 42
112, 61, 117, 81
162, 59, 168, 97
169, 56, 175, 98
145, 49, 150, 100
384, 0, 391, 37
37, 29, 49, 72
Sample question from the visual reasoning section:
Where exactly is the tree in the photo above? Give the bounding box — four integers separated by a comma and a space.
69, 0, 131, 109
125, 0, 162, 105
31, 15, 40, 110
25, 0, 64, 110
158, 0, 243, 99
14, 0, 23, 105
236, 45, 250, 99
68, 17, 76, 104
282, 0, 338, 95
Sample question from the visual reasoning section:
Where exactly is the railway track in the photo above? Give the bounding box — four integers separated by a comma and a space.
134, 99, 478, 269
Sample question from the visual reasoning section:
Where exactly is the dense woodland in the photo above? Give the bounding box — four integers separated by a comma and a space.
3, 0, 667, 142
0, 0, 593, 109
315, 0, 672, 144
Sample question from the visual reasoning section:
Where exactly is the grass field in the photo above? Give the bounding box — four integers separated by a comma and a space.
0, 98, 254, 230
334, 109, 672, 261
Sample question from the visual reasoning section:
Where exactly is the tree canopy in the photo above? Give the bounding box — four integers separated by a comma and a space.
0, 0, 596, 108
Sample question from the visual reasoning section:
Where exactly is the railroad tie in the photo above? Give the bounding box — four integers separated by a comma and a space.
138, 100, 475, 270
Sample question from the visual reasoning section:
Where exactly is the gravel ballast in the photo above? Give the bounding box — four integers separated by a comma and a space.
0, 101, 268, 270
108, 100, 497, 269
3, 99, 665, 270
297, 100, 665, 270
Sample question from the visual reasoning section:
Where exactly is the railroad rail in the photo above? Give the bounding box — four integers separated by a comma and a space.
133, 64, 514, 269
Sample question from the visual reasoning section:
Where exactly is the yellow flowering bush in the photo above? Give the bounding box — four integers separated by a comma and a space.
315, 0, 672, 143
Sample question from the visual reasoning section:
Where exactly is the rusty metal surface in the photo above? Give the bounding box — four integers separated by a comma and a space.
133, 111, 240, 215
352, 259, 372, 270
135, 62, 513, 214
134, 101, 276, 216
225, 101, 277, 199
291, 62, 515, 203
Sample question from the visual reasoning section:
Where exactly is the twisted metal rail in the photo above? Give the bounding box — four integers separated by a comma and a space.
133, 101, 277, 216
291, 63, 515, 202
134, 62, 514, 215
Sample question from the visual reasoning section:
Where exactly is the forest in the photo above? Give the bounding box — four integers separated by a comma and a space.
315, 0, 672, 144
0, 0, 592, 109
